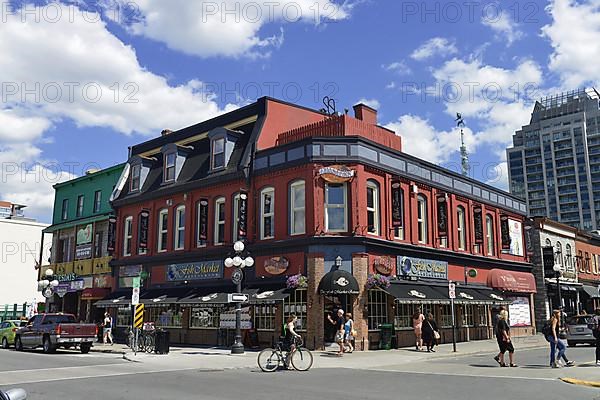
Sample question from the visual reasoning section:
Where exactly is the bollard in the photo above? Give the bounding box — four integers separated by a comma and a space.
361, 337, 365, 351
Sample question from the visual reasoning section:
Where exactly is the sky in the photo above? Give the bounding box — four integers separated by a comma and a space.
0, 0, 599, 223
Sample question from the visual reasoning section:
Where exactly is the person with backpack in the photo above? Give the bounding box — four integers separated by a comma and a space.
592, 308, 600, 364
547, 309, 575, 368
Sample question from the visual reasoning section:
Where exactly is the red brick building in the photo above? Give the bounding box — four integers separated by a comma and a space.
575, 231, 600, 312
100, 97, 535, 349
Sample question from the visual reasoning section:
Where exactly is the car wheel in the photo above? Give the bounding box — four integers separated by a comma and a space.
43, 336, 55, 354
80, 343, 91, 354
14, 336, 23, 351
1, 337, 8, 349
567, 341, 575, 347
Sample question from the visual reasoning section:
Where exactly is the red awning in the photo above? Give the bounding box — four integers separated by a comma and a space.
487, 269, 537, 293
81, 288, 111, 300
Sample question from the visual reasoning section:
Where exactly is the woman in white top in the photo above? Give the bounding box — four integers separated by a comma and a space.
412, 308, 425, 351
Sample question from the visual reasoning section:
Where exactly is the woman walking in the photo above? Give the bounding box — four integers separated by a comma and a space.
344, 312, 354, 353
412, 308, 425, 351
493, 310, 516, 367
421, 313, 439, 352
547, 309, 575, 368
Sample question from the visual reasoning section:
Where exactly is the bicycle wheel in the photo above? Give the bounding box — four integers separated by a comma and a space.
257, 349, 281, 372
145, 335, 155, 353
291, 348, 313, 371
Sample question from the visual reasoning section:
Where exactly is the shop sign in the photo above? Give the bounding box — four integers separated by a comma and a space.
76, 224, 93, 245
238, 191, 248, 239
473, 206, 483, 244
56, 273, 78, 282
55, 283, 69, 298
69, 279, 84, 291
107, 216, 116, 253
373, 256, 394, 275
198, 199, 209, 241
391, 182, 403, 228
408, 290, 426, 299
75, 244, 93, 260
94, 274, 111, 288
507, 297, 531, 327
397, 256, 448, 280
264, 256, 289, 275
318, 165, 355, 183
436, 194, 448, 236
138, 210, 149, 249
166, 261, 223, 281
120, 265, 142, 277
508, 219, 523, 256
500, 215, 511, 250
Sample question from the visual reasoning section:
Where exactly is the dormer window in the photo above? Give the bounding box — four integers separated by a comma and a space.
131, 164, 141, 191
212, 138, 225, 169
164, 152, 176, 182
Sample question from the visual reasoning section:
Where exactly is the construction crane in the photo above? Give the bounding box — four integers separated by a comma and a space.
455, 113, 468, 177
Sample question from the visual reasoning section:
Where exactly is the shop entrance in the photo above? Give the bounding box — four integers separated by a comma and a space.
323, 294, 350, 343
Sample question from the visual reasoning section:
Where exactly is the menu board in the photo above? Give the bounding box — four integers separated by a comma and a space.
507, 297, 531, 327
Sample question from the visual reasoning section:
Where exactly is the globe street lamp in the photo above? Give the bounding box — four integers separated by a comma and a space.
225, 240, 254, 354
38, 269, 59, 300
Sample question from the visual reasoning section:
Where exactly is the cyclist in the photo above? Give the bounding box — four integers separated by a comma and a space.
283, 314, 301, 370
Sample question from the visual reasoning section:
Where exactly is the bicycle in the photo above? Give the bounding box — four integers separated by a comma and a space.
127, 328, 147, 352
257, 337, 314, 372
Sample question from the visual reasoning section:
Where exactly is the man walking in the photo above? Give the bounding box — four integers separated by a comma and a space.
593, 308, 600, 365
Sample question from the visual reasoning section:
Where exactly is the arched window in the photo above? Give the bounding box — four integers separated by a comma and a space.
366, 180, 380, 235
174, 205, 185, 250
289, 180, 306, 235
555, 241, 562, 266
545, 238, 552, 247
260, 187, 275, 239
123, 216, 133, 256
565, 244, 572, 270
214, 197, 225, 245
457, 206, 466, 250
417, 195, 428, 244
157, 208, 168, 252
485, 214, 494, 256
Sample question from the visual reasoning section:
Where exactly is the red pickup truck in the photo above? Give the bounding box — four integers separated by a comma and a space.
15, 313, 97, 354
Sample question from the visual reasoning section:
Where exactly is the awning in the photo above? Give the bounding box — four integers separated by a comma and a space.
547, 282, 583, 292
94, 290, 131, 308
470, 288, 511, 304
81, 288, 110, 301
140, 288, 193, 307
245, 288, 292, 304
487, 269, 537, 293
384, 282, 449, 304
178, 291, 230, 306
43, 213, 112, 233
581, 284, 600, 298
318, 269, 360, 295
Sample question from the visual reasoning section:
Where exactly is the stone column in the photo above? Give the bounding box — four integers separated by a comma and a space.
352, 252, 369, 351
306, 253, 325, 350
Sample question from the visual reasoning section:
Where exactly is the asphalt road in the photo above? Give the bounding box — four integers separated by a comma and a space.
1, 346, 599, 400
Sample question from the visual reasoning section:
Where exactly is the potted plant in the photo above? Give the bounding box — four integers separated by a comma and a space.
286, 274, 308, 289
366, 273, 391, 290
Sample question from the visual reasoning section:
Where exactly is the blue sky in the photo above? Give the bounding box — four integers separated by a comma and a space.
1, 0, 599, 222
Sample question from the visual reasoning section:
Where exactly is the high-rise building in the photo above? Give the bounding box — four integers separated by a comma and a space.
0, 201, 26, 219
507, 89, 600, 230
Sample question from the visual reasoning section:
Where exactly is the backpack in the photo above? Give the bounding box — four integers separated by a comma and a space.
541, 320, 552, 339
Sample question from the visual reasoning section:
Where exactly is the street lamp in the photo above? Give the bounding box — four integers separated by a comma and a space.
225, 240, 254, 354
38, 269, 59, 299
553, 263, 563, 326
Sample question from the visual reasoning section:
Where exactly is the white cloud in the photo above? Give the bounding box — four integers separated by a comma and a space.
106, 0, 353, 58
0, 110, 51, 144
385, 81, 396, 90
410, 37, 458, 61
382, 61, 411, 76
355, 98, 381, 110
542, 0, 600, 88
481, 8, 524, 45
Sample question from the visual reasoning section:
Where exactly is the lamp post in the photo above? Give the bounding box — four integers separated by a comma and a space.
224, 240, 254, 355
553, 264, 563, 326
38, 269, 59, 302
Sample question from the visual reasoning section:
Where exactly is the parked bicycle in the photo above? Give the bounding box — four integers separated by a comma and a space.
126, 326, 156, 353
257, 337, 313, 372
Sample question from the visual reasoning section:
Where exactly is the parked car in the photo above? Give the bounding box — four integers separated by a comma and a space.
0, 320, 27, 349
566, 315, 596, 346
0, 388, 27, 400
14, 313, 97, 354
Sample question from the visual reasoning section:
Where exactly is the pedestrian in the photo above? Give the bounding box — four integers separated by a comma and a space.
593, 308, 600, 365
283, 314, 301, 369
103, 312, 113, 345
547, 309, 575, 368
412, 308, 425, 351
422, 313, 439, 352
327, 309, 346, 355
492, 306, 506, 337
493, 310, 516, 367
344, 312, 354, 353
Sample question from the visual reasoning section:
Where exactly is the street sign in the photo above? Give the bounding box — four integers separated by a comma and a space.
134, 304, 144, 329
133, 277, 141, 289
228, 293, 249, 303
231, 268, 243, 284
448, 282, 456, 299
132, 287, 140, 305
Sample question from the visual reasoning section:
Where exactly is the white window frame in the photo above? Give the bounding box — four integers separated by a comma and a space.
486, 214, 494, 256
283, 289, 308, 331
260, 187, 275, 240
394, 303, 419, 330
214, 197, 226, 245
61, 199, 68, 220
211, 137, 226, 170
289, 181, 306, 235
123, 216, 133, 257
232, 194, 240, 243
457, 206, 466, 250
366, 180, 380, 235
174, 205, 185, 250
76, 195, 84, 217
94, 190, 102, 213
417, 195, 427, 244
190, 307, 221, 329
367, 289, 388, 330
158, 209, 168, 252
130, 164, 141, 191
325, 183, 348, 232
254, 304, 277, 330
164, 152, 176, 182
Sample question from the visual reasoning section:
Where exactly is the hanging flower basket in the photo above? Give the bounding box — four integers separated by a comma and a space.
366, 274, 391, 290
286, 274, 308, 289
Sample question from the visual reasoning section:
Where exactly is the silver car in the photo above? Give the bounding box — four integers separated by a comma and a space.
566, 315, 596, 346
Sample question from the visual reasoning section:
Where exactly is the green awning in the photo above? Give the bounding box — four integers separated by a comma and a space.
43, 214, 112, 233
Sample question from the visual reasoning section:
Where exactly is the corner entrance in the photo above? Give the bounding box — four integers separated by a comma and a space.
323, 294, 351, 343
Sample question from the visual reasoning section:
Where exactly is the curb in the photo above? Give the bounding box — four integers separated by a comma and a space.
560, 378, 600, 388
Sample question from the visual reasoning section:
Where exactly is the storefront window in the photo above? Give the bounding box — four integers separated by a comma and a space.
368, 289, 388, 330
254, 304, 277, 330
394, 303, 419, 329
116, 307, 132, 327
476, 305, 489, 326
284, 289, 307, 331
439, 305, 452, 328
460, 304, 474, 327
190, 307, 220, 329
147, 306, 183, 328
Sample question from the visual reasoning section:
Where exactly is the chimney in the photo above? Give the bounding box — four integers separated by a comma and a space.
161, 129, 173, 136
353, 103, 378, 125
85, 168, 100, 175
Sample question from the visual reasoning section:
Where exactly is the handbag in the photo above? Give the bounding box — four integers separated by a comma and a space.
428, 321, 441, 340
351, 328, 358, 337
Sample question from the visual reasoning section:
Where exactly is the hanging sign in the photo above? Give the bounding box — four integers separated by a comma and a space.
138, 210, 149, 249
436, 194, 448, 236
264, 256, 289, 275
391, 182, 403, 228
500, 215, 511, 250
398, 256, 448, 280
373, 256, 394, 275
199, 199, 209, 241
107, 216, 116, 253
76, 224, 93, 245
319, 165, 355, 183
238, 191, 248, 239
473, 206, 483, 244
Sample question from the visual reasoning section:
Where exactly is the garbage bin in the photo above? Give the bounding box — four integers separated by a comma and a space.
154, 329, 170, 354
378, 323, 394, 350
